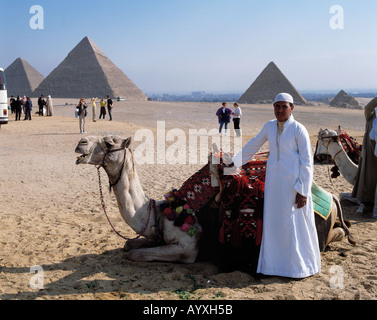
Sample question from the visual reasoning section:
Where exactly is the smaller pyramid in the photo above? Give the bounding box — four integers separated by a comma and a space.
5, 58, 45, 97
238, 62, 307, 105
33, 36, 148, 100
330, 90, 361, 109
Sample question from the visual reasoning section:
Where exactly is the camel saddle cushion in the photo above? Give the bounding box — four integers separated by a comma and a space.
312, 181, 333, 220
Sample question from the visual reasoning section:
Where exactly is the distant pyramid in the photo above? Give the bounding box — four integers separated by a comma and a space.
238, 62, 307, 105
32, 36, 148, 100
330, 90, 361, 109
5, 58, 44, 97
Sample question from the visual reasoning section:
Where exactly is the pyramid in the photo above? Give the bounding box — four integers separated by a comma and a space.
330, 90, 361, 109
32, 36, 148, 100
238, 62, 307, 105
5, 58, 45, 97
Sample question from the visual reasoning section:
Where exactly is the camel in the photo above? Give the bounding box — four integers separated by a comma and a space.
317, 129, 358, 185
75, 135, 356, 264
317, 128, 375, 214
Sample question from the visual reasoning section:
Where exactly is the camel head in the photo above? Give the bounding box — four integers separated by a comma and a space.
75, 135, 132, 167
318, 129, 338, 141
317, 129, 339, 148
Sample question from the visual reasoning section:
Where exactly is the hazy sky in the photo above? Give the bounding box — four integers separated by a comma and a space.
1, 0, 377, 93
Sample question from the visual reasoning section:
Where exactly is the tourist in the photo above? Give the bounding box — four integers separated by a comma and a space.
10, 96, 16, 114
99, 99, 107, 120
216, 102, 233, 135
76, 98, 87, 134
351, 96, 377, 218
91, 97, 98, 122
24, 97, 32, 121
107, 95, 113, 121
46, 95, 54, 116
231, 93, 321, 279
233, 103, 242, 137
21, 96, 27, 114
38, 95, 46, 116
15, 96, 22, 121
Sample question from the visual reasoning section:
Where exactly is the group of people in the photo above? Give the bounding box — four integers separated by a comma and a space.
9, 95, 54, 121
76, 95, 113, 134
216, 102, 242, 137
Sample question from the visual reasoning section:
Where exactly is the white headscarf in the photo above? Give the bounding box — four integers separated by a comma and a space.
274, 93, 294, 104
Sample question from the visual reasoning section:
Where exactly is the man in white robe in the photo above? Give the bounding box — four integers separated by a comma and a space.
232, 93, 321, 278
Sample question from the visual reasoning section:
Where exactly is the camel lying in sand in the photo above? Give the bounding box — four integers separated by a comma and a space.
75, 135, 355, 264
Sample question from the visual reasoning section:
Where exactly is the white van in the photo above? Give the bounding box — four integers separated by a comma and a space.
0, 68, 8, 126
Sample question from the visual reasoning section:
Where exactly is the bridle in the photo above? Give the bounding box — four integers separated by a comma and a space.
96, 137, 128, 190
319, 133, 343, 162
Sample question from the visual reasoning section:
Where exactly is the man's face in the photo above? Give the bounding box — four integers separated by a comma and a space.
274, 101, 294, 122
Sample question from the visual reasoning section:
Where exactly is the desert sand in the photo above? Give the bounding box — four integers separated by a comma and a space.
1, 99, 377, 301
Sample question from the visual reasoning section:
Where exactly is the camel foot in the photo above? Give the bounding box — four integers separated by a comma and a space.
125, 244, 198, 264
124, 238, 156, 252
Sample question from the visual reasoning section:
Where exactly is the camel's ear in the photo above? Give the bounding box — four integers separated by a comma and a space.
122, 137, 132, 149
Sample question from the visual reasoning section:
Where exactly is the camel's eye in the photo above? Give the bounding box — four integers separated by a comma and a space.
80, 139, 88, 145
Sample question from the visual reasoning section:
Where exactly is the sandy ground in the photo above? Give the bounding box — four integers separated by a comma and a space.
1, 98, 377, 301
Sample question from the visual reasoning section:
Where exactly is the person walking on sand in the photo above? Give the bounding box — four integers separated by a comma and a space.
233, 103, 242, 137
77, 98, 87, 134
216, 102, 233, 135
231, 93, 320, 279
24, 97, 33, 121
46, 95, 54, 116
91, 97, 98, 122
99, 99, 107, 120
107, 95, 113, 121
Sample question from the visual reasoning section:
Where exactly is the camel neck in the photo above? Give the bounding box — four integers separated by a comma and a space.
111, 166, 151, 235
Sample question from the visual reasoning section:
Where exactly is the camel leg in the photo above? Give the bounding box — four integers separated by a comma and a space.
125, 244, 197, 264
327, 228, 347, 246
124, 238, 159, 252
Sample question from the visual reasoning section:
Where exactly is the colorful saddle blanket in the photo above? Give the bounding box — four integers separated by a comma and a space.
177, 152, 331, 247
339, 129, 361, 164
177, 153, 268, 247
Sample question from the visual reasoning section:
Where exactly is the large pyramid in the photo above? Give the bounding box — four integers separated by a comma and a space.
32, 36, 148, 100
5, 58, 45, 97
238, 62, 307, 105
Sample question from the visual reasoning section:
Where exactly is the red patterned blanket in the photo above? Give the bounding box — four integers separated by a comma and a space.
176, 152, 269, 247
339, 129, 361, 164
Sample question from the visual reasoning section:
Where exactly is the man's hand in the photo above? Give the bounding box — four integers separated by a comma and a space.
296, 193, 308, 209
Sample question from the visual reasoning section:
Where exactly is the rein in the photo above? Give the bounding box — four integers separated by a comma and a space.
96, 165, 157, 241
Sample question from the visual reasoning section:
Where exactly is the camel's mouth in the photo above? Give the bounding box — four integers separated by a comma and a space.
76, 153, 90, 164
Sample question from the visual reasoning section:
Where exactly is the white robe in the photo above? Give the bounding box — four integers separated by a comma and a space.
233, 115, 321, 278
